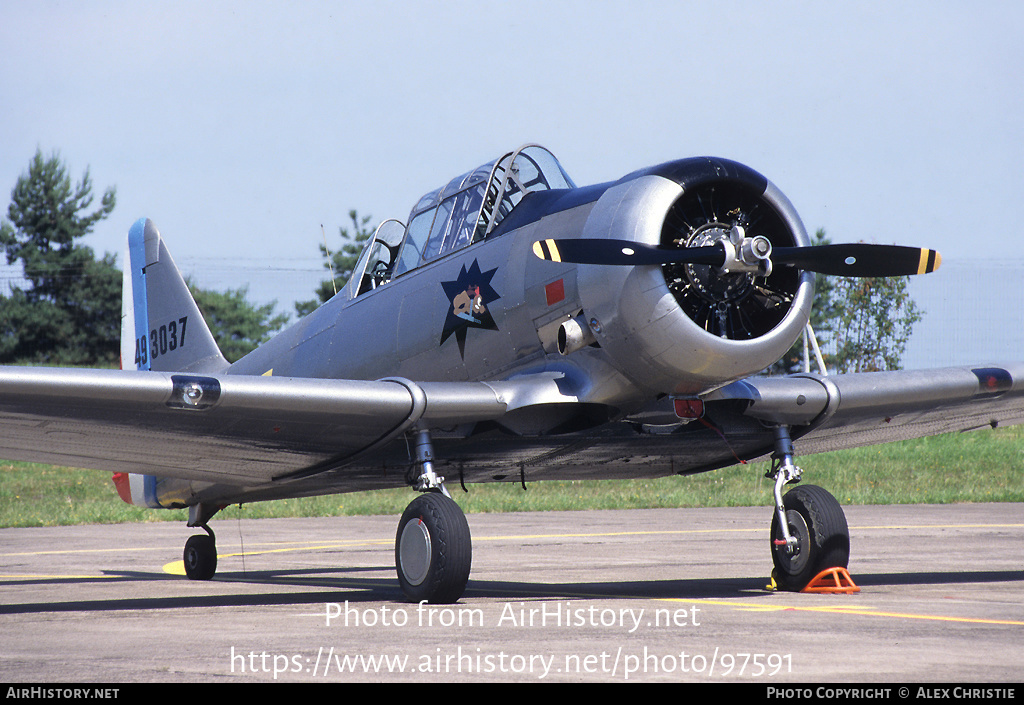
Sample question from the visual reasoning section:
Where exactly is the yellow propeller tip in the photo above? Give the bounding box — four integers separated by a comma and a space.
917, 248, 941, 275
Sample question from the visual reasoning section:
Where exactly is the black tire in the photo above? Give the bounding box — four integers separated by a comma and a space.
395, 492, 472, 604
770, 484, 849, 591
183, 534, 217, 581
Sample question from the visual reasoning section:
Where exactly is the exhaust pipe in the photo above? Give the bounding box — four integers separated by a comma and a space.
557, 314, 597, 355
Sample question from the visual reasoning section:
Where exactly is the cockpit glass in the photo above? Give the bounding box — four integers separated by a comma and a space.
392, 209, 435, 277
343, 218, 405, 299
389, 145, 573, 278
421, 197, 455, 263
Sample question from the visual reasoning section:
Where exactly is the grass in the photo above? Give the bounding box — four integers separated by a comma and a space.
2, 425, 1023, 528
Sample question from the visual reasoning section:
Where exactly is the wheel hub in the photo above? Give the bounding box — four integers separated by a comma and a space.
398, 518, 432, 586
775, 509, 810, 575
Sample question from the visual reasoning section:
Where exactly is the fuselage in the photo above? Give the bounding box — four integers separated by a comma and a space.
227, 147, 814, 432
227, 189, 639, 403
112, 146, 820, 512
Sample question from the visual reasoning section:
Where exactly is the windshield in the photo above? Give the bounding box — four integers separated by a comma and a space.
391, 145, 574, 278
342, 219, 406, 299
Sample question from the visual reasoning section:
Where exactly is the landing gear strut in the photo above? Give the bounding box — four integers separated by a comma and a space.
395, 429, 472, 603
766, 426, 850, 591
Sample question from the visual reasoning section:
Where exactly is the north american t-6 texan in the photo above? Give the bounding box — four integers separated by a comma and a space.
1, 145, 1019, 603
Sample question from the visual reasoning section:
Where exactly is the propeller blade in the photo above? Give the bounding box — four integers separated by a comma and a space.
532, 238, 942, 277
532, 238, 724, 266
772, 244, 941, 277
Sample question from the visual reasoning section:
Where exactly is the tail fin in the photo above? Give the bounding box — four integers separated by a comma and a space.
121, 218, 228, 373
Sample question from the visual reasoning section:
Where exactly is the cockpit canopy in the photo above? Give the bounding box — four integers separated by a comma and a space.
344, 145, 575, 299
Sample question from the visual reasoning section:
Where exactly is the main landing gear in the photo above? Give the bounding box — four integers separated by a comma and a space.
766, 426, 850, 591
175, 431, 473, 604
395, 430, 472, 603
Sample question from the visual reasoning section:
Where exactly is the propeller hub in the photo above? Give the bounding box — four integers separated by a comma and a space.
743, 234, 772, 261
658, 178, 803, 341
726, 231, 773, 276
676, 223, 756, 306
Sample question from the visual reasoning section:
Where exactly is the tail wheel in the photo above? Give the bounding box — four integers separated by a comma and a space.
770, 484, 849, 591
396, 491, 472, 604
183, 533, 217, 581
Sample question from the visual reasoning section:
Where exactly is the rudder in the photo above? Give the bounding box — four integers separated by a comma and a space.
121, 218, 228, 373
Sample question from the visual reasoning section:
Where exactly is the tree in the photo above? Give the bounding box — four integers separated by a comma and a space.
189, 283, 289, 363
294, 210, 374, 317
770, 229, 921, 375
770, 228, 922, 375
771, 228, 839, 375
0, 150, 120, 365
823, 274, 922, 373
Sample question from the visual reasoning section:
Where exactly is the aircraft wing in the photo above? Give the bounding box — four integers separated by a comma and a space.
707, 362, 1024, 456
3, 362, 1023, 499
0, 365, 575, 487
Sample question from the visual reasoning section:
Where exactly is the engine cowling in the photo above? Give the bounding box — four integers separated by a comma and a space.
576, 158, 814, 396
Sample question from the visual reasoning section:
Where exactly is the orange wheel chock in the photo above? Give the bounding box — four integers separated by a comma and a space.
800, 567, 860, 594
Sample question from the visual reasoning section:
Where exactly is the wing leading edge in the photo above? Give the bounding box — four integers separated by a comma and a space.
0, 366, 577, 489
706, 363, 1024, 456
3, 362, 1023, 503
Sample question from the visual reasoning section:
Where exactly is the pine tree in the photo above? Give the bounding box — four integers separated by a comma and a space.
0, 150, 120, 365
189, 283, 288, 363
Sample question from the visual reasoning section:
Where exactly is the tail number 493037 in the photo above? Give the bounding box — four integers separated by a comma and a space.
135, 316, 188, 366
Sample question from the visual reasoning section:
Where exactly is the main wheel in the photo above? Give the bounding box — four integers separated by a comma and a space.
183, 533, 217, 581
395, 491, 472, 603
770, 484, 849, 591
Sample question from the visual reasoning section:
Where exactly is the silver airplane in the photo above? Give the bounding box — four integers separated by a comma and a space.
1, 145, 1018, 604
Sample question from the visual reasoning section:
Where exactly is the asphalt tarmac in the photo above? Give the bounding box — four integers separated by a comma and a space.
1, 503, 1022, 683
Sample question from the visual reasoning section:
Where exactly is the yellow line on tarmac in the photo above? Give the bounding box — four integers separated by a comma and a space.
0, 574, 122, 580
0, 538, 394, 559
10, 518, 1024, 628
474, 527, 764, 541
474, 522, 1024, 542
654, 597, 1024, 627
854, 523, 1024, 530
161, 539, 394, 575
155, 528, 765, 575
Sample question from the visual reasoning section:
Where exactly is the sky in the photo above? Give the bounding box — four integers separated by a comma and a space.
2, 0, 1022, 369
